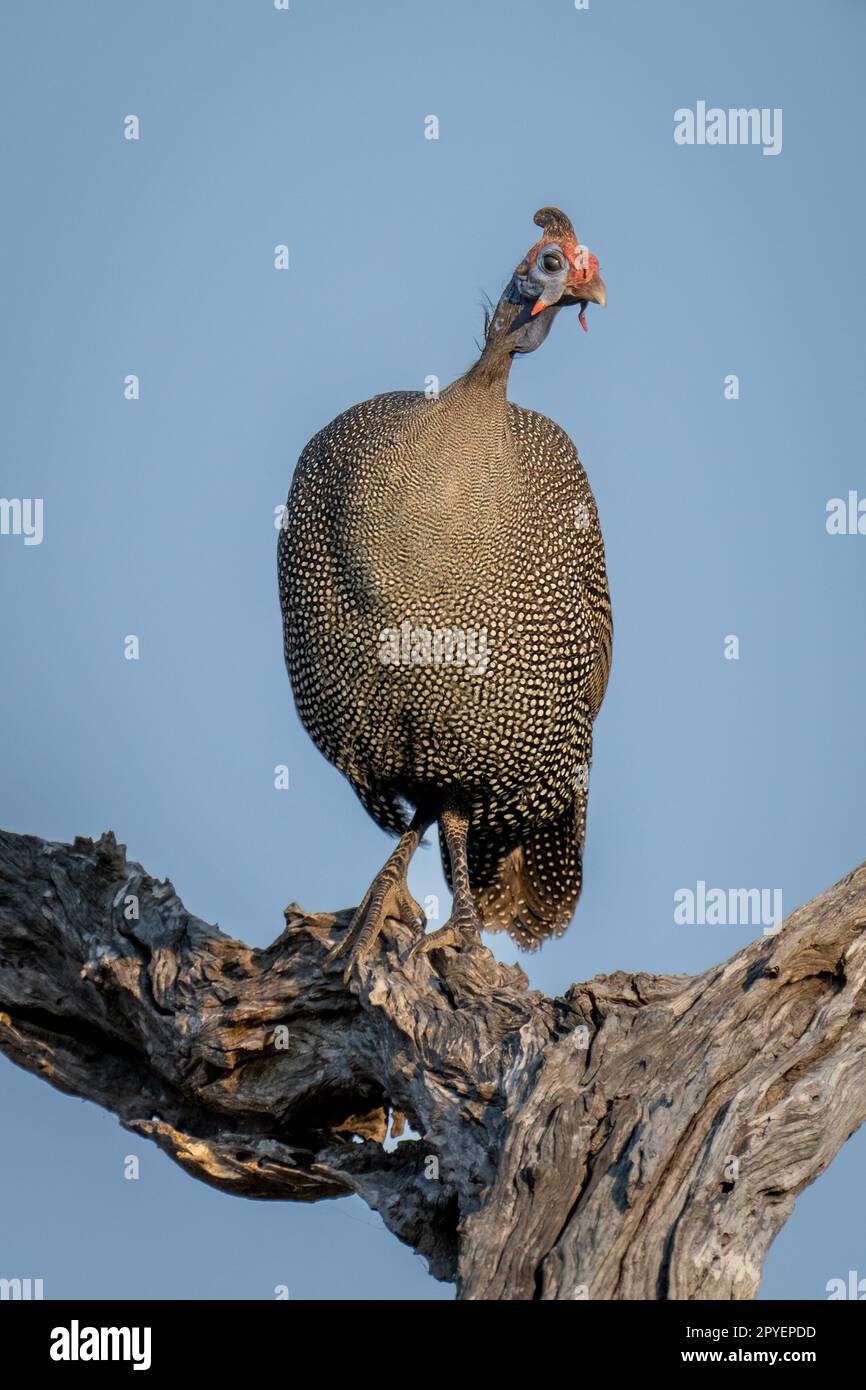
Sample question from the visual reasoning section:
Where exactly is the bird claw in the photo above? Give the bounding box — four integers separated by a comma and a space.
397, 886, 426, 931
324, 877, 425, 983
406, 907, 481, 962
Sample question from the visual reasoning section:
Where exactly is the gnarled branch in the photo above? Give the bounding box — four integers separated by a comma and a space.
1, 826, 864, 1298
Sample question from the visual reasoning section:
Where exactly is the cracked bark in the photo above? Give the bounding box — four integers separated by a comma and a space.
1, 826, 864, 1299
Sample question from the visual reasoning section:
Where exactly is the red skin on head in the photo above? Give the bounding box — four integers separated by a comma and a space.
525, 237, 600, 327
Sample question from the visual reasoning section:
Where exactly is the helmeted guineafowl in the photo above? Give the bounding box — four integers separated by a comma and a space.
278, 207, 610, 977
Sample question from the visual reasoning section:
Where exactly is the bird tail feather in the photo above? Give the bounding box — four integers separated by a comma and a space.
439, 793, 587, 950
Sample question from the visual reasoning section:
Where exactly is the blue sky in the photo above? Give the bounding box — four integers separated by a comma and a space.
1, 0, 865, 1300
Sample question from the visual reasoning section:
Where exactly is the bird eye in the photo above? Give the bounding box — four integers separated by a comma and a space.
541, 248, 564, 274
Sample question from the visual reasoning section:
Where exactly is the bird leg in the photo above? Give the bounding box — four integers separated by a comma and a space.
324, 812, 428, 982
410, 804, 482, 957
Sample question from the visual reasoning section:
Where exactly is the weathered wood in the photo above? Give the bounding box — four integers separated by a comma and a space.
1, 826, 864, 1299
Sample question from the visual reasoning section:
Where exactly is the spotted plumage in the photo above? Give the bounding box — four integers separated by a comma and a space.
279, 207, 610, 971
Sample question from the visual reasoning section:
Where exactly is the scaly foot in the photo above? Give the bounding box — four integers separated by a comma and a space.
408, 800, 482, 961
408, 900, 481, 960
324, 833, 425, 983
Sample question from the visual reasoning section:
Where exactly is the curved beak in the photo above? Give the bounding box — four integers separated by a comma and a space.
576, 273, 606, 332
587, 276, 607, 310
530, 291, 561, 318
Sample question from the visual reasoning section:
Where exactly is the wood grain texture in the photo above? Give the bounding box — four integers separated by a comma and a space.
1, 826, 864, 1299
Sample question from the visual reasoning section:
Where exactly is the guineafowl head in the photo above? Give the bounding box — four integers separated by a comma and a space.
485, 207, 606, 357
